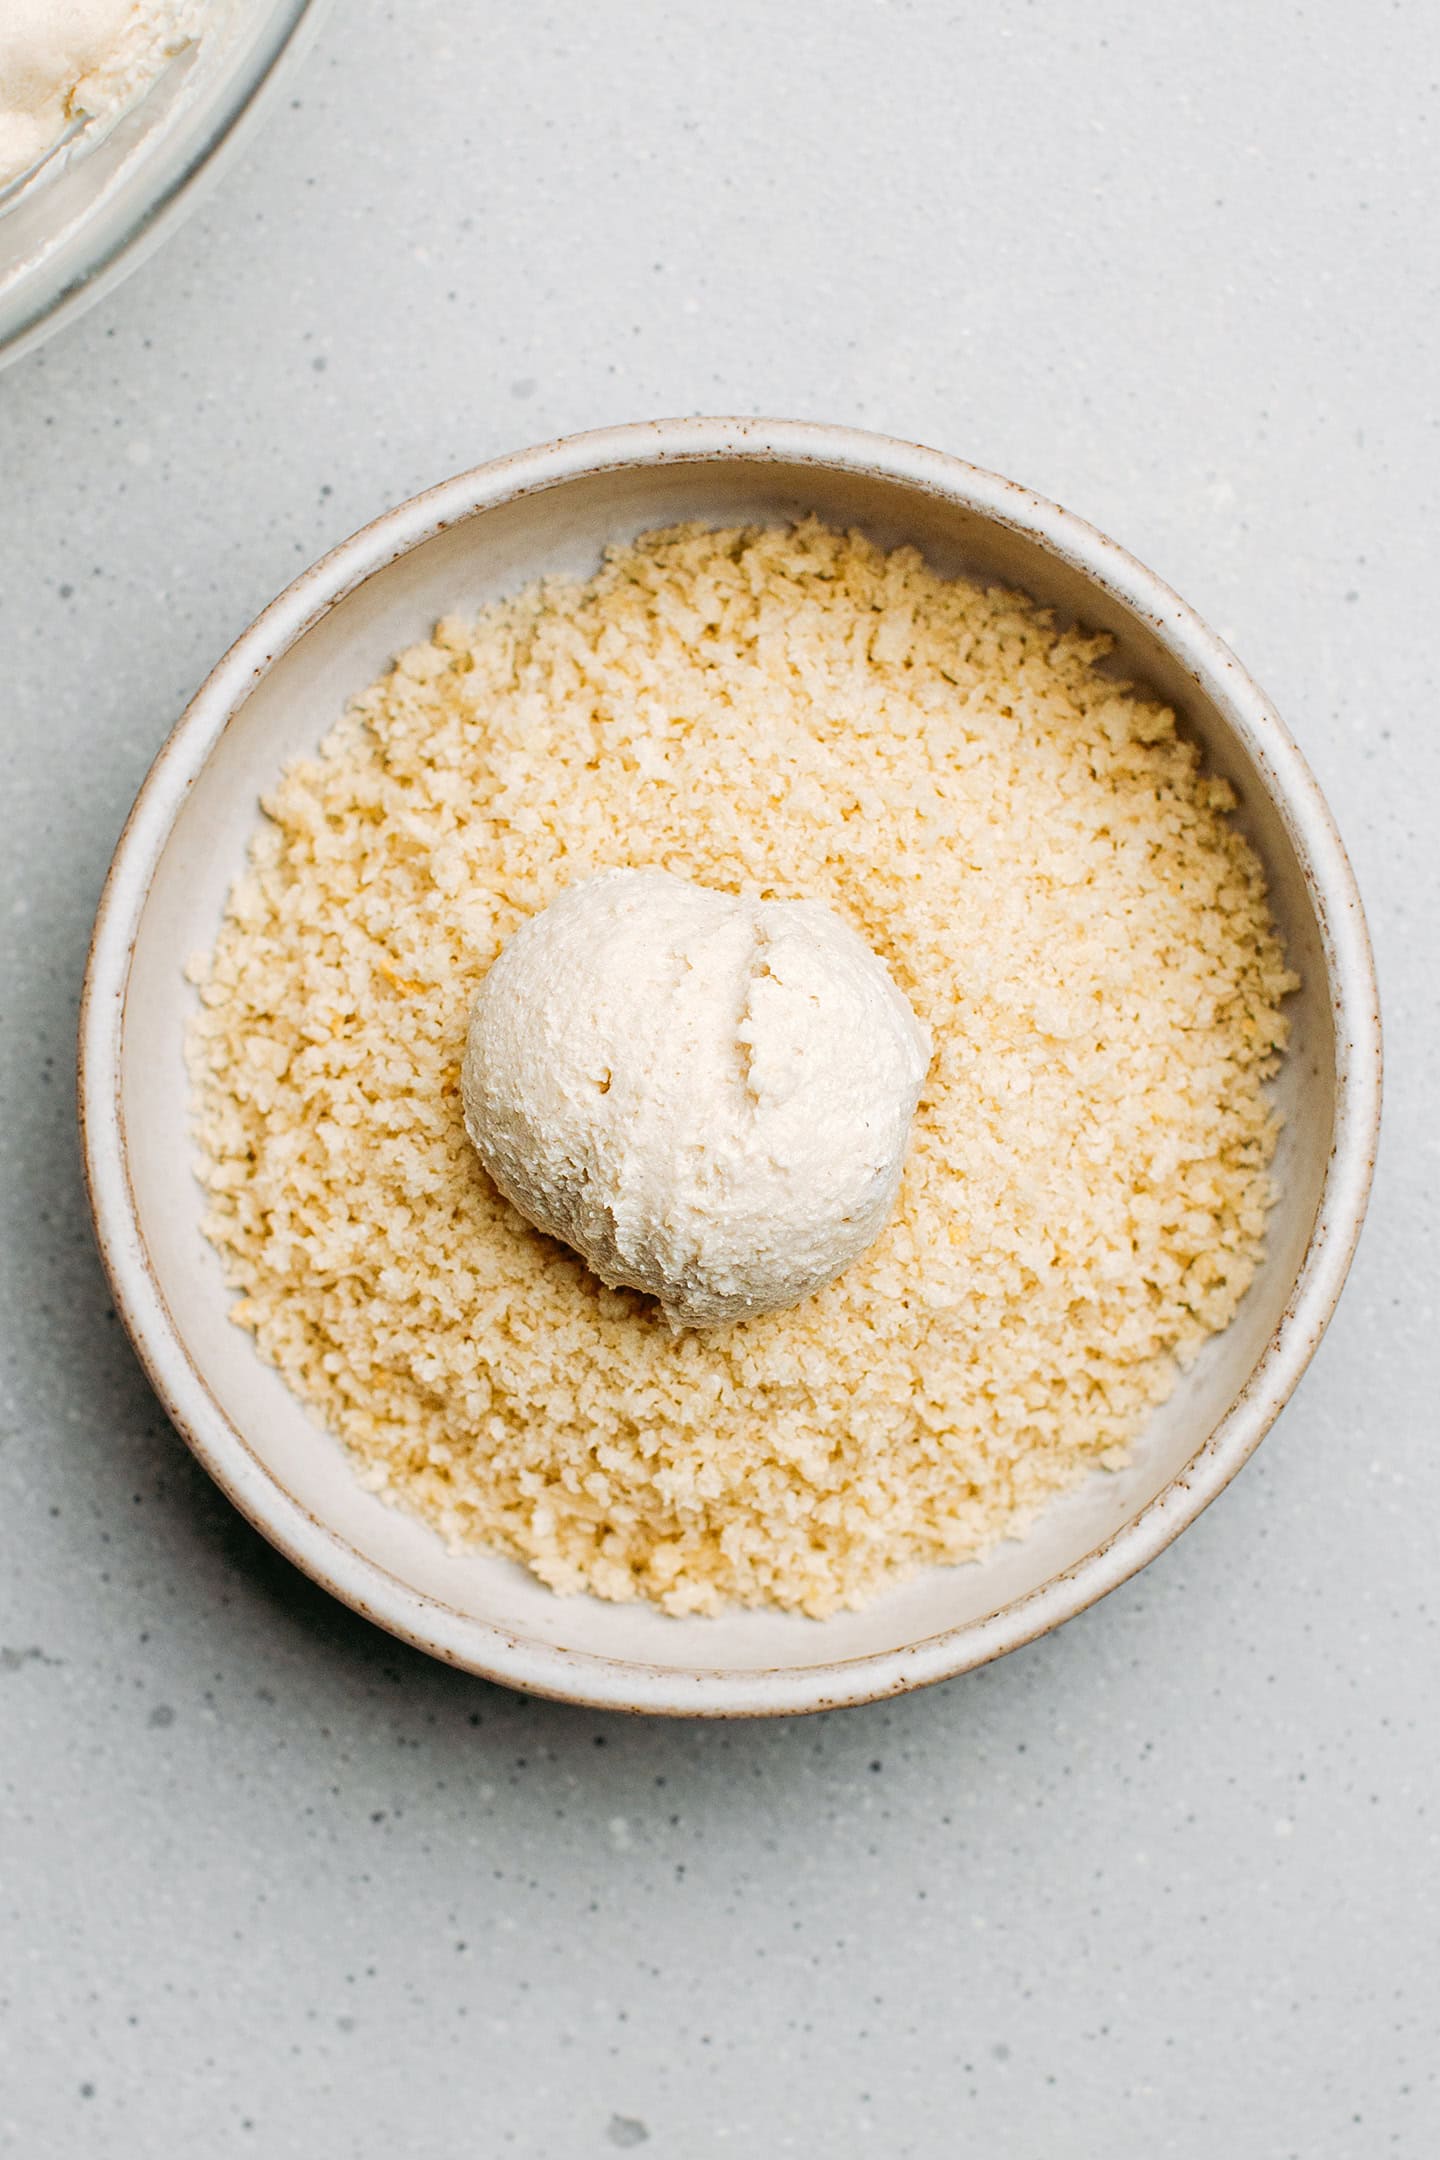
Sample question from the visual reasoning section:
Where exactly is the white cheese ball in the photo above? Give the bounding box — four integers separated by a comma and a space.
461, 869, 931, 1328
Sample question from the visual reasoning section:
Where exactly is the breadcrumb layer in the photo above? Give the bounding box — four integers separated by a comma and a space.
187, 521, 1297, 1617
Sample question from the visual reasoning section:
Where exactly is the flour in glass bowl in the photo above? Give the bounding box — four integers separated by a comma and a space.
0, 0, 215, 190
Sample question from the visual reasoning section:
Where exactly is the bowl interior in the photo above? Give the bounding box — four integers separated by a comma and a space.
116, 452, 1335, 1682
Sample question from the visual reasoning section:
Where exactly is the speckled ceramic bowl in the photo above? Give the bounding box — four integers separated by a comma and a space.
78, 419, 1382, 1715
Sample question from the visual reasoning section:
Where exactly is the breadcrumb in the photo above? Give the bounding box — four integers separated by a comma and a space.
187, 521, 1297, 1617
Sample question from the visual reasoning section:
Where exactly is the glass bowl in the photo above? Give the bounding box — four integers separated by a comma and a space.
0, 0, 324, 370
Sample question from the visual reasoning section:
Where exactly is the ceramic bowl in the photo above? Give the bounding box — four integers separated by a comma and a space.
79, 419, 1382, 1715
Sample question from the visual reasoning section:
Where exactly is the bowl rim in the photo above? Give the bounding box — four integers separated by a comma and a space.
78, 416, 1383, 1716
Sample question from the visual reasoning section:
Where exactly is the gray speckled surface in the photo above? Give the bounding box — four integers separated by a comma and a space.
0, 3, 1435, 2153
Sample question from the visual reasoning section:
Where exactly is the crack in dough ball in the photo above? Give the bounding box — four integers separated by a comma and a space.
461, 870, 931, 1327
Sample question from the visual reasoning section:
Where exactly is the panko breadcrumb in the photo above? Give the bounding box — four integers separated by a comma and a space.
187, 520, 1297, 1618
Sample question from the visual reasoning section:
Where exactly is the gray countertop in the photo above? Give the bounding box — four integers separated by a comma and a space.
1, 3, 1436, 2154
